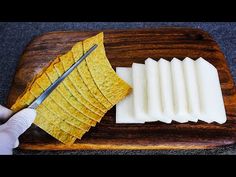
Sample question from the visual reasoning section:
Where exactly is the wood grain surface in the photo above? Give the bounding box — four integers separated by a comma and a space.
7, 28, 236, 150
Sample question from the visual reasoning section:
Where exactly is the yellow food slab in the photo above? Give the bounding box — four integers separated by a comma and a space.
53, 57, 104, 117
73, 43, 113, 109
35, 113, 77, 145
29, 83, 90, 131
45, 61, 102, 121
37, 104, 85, 139
59, 51, 107, 115
35, 73, 97, 126
11, 32, 132, 145
27, 81, 91, 132
83, 33, 131, 105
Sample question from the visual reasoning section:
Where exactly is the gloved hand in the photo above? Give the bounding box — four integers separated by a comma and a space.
0, 105, 36, 155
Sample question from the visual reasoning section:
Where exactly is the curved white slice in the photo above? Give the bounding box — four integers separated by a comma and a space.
182, 57, 200, 122
195, 58, 226, 124
132, 63, 154, 122
116, 67, 144, 123
145, 58, 170, 123
158, 59, 173, 123
170, 58, 190, 123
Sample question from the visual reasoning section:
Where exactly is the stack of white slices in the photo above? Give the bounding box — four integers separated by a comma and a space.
116, 57, 227, 124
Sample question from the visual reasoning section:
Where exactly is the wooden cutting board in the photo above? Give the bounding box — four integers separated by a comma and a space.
7, 28, 236, 150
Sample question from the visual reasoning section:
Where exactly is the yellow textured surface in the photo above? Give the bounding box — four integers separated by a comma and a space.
53, 58, 104, 118
35, 113, 76, 145
45, 61, 101, 121
66, 60, 107, 113
73, 43, 113, 109
11, 32, 132, 145
42, 90, 97, 127
29, 82, 91, 132
83, 33, 132, 105
37, 104, 85, 139
70, 43, 108, 113
30, 65, 96, 126
59, 51, 106, 115
43, 98, 91, 131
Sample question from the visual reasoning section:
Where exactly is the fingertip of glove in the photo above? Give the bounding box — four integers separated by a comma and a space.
21, 108, 37, 123
23, 108, 37, 117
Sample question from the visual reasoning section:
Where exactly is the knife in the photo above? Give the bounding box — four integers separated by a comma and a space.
28, 44, 98, 109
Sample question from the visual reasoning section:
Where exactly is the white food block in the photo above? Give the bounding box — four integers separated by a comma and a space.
116, 67, 144, 123
170, 58, 191, 123
195, 58, 227, 124
182, 57, 200, 122
158, 58, 174, 123
145, 58, 171, 123
132, 63, 154, 122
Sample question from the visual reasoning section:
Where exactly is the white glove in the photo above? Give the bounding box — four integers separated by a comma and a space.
0, 105, 36, 155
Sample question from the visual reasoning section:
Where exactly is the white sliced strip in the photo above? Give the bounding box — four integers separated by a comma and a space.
116, 67, 144, 123
145, 58, 170, 123
182, 57, 200, 122
195, 58, 226, 124
132, 63, 154, 122
170, 58, 190, 123
158, 59, 173, 123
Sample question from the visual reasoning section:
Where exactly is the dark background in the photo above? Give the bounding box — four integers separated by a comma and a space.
0, 22, 236, 155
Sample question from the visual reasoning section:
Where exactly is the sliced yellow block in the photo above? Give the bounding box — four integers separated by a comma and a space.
50, 91, 96, 126
72, 42, 113, 109
12, 82, 89, 137
59, 51, 106, 115
65, 64, 107, 113
46, 59, 102, 121
34, 113, 76, 145
37, 104, 85, 139
43, 98, 91, 131
53, 58, 104, 118
11, 32, 132, 145
83, 32, 132, 105
28, 83, 91, 131
35, 73, 97, 126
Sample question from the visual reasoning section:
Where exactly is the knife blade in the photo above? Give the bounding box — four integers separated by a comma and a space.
28, 44, 98, 109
